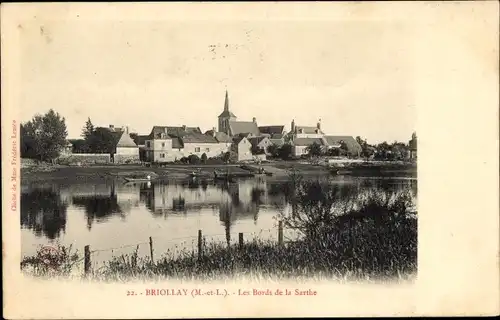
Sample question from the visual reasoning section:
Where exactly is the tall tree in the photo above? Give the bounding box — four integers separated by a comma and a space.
88, 127, 116, 154
278, 144, 293, 160
21, 110, 68, 161
306, 142, 323, 157
81, 117, 94, 140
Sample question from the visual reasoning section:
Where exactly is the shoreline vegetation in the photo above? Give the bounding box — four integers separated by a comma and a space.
21, 173, 417, 282
21, 158, 417, 184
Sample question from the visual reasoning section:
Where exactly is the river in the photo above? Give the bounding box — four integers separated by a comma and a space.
21, 176, 417, 265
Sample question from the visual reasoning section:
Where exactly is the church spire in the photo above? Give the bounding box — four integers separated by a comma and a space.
224, 90, 229, 112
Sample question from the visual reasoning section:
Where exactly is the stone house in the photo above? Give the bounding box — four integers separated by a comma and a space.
248, 136, 272, 155
108, 127, 140, 163
231, 135, 253, 162
144, 125, 231, 162
291, 137, 327, 157
324, 136, 363, 157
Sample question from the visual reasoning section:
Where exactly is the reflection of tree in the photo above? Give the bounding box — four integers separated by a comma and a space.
72, 189, 123, 230
219, 201, 232, 246
21, 189, 68, 239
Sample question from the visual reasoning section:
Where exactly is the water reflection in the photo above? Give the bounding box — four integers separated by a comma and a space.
21, 177, 417, 244
21, 186, 68, 239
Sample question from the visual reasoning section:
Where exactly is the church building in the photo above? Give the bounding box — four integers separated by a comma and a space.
217, 90, 260, 137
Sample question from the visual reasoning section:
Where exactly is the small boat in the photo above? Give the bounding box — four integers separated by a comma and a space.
336, 170, 352, 175
124, 175, 154, 182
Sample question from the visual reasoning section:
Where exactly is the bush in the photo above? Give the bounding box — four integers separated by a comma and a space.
187, 154, 201, 165
206, 157, 224, 165
201, 153, 208, 164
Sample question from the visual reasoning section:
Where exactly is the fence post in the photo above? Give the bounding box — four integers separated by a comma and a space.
149, 236, 154, 264
198, 230, 203, 260
84, 245, 91, 275
239, 232, 244, 249
278, 221, 284, 245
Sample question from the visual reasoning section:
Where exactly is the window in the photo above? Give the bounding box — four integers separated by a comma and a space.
146, 141, 150, 148
161, 142, 165, 147
160, 153, 165, 158
206, 148, 210, 152
195, 147, 200, 152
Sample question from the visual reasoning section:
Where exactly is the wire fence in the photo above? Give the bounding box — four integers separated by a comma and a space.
26, 222, 300, 276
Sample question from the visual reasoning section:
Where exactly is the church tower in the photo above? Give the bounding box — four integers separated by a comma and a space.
218, 90, 237, 135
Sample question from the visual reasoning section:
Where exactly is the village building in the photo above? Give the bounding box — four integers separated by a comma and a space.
324, 136, 363, 157
292, 137, 328, 157
231, 135, 253, 162
103, 125, 141, 163
248, 136, 273, 155
144, 125, 231, 162
218, 91, 260, 137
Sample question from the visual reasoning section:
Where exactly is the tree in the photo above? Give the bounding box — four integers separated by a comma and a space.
88, 127, 116, 154
21, 110, 68, 161
306, 142, 322, 157
267, 144, 280, 158
278, 144, 293, 160
201, 153, 208, 164
339, 141, 349, 156
188, 154, 201, 164
222, 152, 231, 163
251, 144, 265, 155
81, 117, 94, 140
20, 123, 38, 159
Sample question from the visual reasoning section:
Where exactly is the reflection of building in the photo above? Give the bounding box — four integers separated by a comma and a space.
69, 181, 140, 229
140, 182, 232, 215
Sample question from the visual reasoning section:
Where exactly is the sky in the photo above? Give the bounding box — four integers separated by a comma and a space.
18, 8, 417, 144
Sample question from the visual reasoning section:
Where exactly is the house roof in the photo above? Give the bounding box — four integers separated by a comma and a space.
112, 131, 138, 148
247, 136, 270, 148
133, 135, 149, 146
204, 130, 232, 143
181, 132, 219, 144
171, 137, 183, 149
215, 132, 232, 143
148, 126, 201, 139
229, 121, 260, 136
258, 125, 284, 135
293, 138, 326, 147
324, 136, 363, 154
294, 126, 323, 134
232, 135, 248, 145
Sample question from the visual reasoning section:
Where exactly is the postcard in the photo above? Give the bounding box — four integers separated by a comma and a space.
2, 2, 499, 318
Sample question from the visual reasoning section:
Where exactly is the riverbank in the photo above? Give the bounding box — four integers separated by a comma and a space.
21, 190, 417, 282
20, 159, 416, 184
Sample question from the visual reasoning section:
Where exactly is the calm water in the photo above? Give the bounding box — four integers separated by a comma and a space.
21, 176, 417, 264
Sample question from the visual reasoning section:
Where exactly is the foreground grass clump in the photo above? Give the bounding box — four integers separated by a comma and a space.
94, 212, 415, 282
21, 175, 417, 282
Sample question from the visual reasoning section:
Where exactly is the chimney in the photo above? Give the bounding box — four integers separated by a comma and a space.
212, 127, 217, 137
109, 124, 114, 130
125, 126, 129, 134
252, 117, 256, 123
182, 125, 187, 131
317, 119, 321, 130
291, 119, 295, 133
